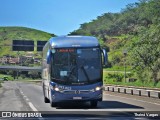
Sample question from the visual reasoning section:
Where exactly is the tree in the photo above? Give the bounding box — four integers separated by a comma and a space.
131, 24, 160, 85
28, 71, 41, 79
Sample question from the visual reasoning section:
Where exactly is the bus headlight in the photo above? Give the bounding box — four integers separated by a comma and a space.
95, 86, 101, 91
54, 87, 60, 91
51, 86, 60, 91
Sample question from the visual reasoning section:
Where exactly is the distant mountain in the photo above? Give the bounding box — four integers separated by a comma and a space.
0, 26, 55, 56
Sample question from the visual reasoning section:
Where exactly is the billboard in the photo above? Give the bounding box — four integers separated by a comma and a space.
37, 41, 47, 51
12, 40, 34, 51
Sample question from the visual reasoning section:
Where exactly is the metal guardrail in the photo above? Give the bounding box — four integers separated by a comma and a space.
0, 66, 42, 72
104, 85, 160, 99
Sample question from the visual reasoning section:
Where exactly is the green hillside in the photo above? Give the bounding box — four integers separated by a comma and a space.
0, 26, 54, 56
70, 0, 160, 86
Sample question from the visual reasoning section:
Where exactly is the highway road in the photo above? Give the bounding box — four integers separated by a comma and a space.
0, 81, 160, 120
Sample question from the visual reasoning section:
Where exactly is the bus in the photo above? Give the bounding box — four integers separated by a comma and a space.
42, 36, 107, 107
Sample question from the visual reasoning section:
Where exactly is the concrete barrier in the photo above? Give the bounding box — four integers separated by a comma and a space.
104, 85, 160, 99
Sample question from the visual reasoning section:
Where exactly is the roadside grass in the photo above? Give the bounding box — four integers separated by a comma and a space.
156, 82, 160, 88
15, 76, 41, 81
103, 71, 160, 88
0, 74, 13, 81
0, 74, 41, 81
103, 66, 131, 72
15, 79, 42, 85
0, 79, 3, 88
16, 79, 41, 82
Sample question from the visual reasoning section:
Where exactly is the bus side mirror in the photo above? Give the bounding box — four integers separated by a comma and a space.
47, 50, 51, 64
102, 49, 108, 65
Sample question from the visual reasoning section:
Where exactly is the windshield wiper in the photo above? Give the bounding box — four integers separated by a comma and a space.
81, 66, 90, 82
67, 66, 76, 82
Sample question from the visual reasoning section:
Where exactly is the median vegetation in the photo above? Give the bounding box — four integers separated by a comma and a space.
103, 71, 160, 88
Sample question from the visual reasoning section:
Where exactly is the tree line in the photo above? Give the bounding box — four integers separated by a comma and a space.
70, 0, 160, 86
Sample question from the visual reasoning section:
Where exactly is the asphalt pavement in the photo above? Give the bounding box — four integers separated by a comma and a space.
0, 81, 160, 120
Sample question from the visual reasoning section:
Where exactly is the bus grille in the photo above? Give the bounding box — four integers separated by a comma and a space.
62, 90, 92, 94
62, 90, 75, 94
79, 90, 91, 94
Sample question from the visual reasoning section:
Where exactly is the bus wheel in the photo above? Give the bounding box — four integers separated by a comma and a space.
50, 101, 57, 107
44, 97, 50, 103
90, 101, 98, 108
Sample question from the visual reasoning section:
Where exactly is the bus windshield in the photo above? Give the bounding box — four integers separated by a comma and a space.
51, 48, 101, 85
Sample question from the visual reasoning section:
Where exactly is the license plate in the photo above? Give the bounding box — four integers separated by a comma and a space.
73, 97, 82, 100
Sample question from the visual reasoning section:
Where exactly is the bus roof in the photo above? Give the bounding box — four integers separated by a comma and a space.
49, 36, 100, 48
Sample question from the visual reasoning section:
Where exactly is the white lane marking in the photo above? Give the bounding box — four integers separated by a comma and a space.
18, 90, 44, 119
15, 82, 44, 120
19, 90, 37, 111
28, 102, 45, 120
23, 95, 27, 98
105, 93, 160, 106
28, 102, 38, 111
20, 91, 24, 96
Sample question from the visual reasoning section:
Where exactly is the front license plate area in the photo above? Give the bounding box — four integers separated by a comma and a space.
73, 97, 82, 100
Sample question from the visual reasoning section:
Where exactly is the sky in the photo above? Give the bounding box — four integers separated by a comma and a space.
0, 0, 139, 35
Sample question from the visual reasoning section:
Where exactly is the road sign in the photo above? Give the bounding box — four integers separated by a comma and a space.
12, 40, 34, 51
37, 41, 47, 51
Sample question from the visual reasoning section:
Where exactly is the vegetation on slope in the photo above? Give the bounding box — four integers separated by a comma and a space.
0, 27, 55, 80
0, 26, 54, 56
70, 0, 160, 86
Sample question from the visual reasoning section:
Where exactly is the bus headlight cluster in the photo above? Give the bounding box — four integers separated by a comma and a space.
53, 86, 64, 92
95, 86, 102, 91
54, 87, 60, 91
51, 86, 60, 91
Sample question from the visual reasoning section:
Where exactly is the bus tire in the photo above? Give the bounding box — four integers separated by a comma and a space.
90, 101, 98, 108
44, 97, 50, 103
50, 101, 57, 107
43, 84, 49, 103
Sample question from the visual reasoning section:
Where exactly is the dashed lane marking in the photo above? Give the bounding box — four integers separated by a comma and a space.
19, 88, 44, 120
28, 102, 38, 111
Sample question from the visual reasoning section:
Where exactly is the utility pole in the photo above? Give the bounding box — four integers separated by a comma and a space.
123, 50, 127, 83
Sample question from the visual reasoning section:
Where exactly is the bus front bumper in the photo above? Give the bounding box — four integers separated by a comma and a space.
50, 90, 102, 103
